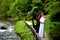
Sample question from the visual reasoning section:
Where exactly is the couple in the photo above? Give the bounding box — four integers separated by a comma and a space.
36, 12, 46, 38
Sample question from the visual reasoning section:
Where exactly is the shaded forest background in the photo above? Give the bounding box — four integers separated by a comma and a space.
0, 0, 60, 40
0, 0, 60, 20
0, 0, 59, 20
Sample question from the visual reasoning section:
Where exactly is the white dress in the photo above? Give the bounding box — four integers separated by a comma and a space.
39, 17, 46, 38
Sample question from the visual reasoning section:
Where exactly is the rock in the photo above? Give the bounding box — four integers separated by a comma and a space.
0, 23, 8, 29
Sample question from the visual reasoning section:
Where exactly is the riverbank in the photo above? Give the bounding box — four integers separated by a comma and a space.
0, 17, 18, 22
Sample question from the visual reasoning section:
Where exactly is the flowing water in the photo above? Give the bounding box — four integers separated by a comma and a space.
0, 21, 21, 40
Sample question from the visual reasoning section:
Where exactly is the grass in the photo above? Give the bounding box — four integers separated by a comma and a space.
14, 20, 35, 40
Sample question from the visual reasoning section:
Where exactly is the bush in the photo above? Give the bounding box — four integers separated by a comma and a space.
45, 12, 60, 40
14, 20, 35, 40
44, 1, 60, 40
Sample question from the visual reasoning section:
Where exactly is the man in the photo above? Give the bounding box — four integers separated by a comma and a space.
36, 14, 41, 33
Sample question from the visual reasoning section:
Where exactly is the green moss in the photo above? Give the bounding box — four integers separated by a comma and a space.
14, 20, 35, 40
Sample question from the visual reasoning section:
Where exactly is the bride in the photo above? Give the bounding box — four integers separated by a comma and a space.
39, 12, 46, 38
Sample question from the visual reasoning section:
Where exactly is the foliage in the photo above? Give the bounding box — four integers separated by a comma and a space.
0, 0, 60, 40
0, 0, 44, 20
0, 0, 11, 17
14, 20, 35, 40
44, 0, 60, 40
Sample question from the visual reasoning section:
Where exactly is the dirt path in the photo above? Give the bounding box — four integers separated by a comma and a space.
42, 33, 48, 40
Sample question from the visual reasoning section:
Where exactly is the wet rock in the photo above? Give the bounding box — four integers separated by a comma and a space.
0, 23, 8, 29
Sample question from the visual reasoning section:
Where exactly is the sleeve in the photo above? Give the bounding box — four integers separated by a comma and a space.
40, 17, 46, 23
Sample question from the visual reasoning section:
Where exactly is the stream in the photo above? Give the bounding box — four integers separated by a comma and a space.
0, 21, 20, 40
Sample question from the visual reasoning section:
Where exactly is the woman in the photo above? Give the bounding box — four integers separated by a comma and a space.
39, 12, 46, 38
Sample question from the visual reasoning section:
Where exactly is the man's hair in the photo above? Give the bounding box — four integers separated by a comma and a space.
42, 12, 46, 15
